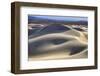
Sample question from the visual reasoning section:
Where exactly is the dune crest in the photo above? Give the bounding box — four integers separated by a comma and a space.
28, 24, 88, 60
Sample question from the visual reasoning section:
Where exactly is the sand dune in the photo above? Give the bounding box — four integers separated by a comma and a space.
28, 24, 88, 60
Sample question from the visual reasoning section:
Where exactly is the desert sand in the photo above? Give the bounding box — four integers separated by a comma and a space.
28, 24, 88, 61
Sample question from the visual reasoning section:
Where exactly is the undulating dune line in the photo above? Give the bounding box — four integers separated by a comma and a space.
28, 24, 88, 60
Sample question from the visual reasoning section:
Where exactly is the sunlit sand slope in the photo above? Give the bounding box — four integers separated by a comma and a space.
28, 24, 88, 60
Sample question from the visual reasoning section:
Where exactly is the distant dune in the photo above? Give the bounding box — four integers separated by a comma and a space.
28, 15, 88, 25
28, 24, 88, 60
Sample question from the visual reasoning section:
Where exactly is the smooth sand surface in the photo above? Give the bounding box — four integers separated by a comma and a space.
28, 25, 88, 61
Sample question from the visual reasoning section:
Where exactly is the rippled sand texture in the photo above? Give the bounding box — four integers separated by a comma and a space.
28, 23, 88, 61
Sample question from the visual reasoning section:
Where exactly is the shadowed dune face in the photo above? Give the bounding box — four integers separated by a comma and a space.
28, 24, 71, 39
28, 23, 88, 61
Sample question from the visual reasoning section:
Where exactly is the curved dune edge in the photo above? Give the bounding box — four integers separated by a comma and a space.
28, 25, 88, 61
29, 49, 87, 61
